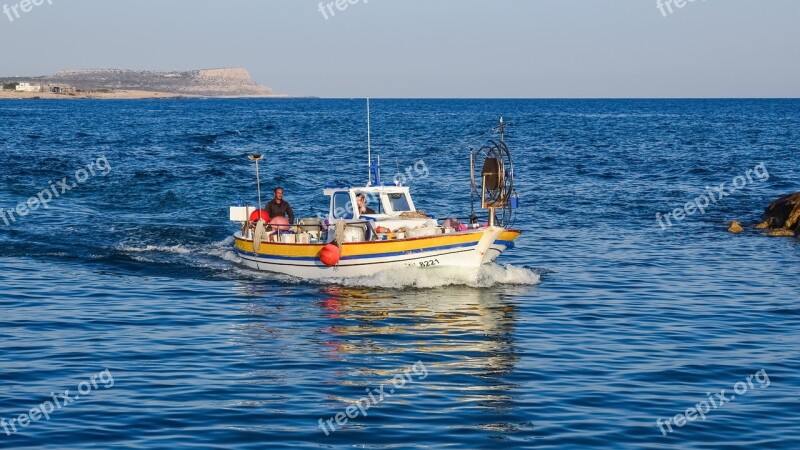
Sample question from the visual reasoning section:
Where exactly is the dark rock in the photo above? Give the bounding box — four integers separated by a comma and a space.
760, 192, 800, 236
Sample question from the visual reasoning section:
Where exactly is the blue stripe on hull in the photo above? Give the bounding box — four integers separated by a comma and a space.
494, 239, 515, 249
238, 248, 476, 269
235, 241, 477, 262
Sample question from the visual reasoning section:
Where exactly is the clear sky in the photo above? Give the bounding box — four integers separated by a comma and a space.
1, 0, 798, 98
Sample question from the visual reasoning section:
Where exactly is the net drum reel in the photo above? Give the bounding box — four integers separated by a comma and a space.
470, 118, 520, 228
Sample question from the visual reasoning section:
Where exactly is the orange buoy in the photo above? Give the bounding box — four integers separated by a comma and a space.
249, 210, 270, 222
319, 244, 341, 267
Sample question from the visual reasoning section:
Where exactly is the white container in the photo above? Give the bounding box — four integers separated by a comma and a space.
327, 224, 366, 243
344, 225, 366, 243
297, 233, 310, 244
281, 234, 297, 244
406, 226, 442, 239
229, 206, 250, 222
396, 232, 406, 240
298, 218, 322, 234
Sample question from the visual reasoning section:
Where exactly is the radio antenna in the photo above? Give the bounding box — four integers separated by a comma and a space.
367, 97, 372, 186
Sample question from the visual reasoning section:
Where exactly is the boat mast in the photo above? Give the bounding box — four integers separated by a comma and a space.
367, 97, 372, 186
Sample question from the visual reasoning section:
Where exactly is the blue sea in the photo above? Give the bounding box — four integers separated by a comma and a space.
0, 98, 799, 449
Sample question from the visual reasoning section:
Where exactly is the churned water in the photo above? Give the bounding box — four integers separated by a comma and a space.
0, 99, 799, 449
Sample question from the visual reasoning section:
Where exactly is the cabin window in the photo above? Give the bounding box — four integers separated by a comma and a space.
332, 192, 354, 219
387, 193, 411, 212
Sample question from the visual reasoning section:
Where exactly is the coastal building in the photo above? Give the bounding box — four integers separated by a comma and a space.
47, 85, 76, 94
15, 83, 41, 93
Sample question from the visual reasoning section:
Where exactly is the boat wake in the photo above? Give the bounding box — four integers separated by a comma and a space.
323, 264, 542, 289
115, 237, 245, 276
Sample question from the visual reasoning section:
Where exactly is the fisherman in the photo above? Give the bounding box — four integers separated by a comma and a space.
266, 187, 295, 224
357, 193, 376, 215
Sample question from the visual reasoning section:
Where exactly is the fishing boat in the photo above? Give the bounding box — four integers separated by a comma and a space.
229, 104, 522, 280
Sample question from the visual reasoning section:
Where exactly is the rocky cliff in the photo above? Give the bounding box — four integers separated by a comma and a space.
44, 68, 275, 97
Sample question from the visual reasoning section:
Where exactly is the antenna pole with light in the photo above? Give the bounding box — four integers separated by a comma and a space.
248, 154, 264, 213
367, 97, 372, 186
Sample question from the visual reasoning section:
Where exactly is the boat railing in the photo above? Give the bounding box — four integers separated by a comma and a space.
241, 218, 492, 245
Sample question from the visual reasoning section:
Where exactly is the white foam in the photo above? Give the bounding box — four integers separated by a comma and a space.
329, 264, 541, 289
116, 238, 246, 275
203, 237, 242, 262
117, 237, 235, 257
117, 244, 192, 255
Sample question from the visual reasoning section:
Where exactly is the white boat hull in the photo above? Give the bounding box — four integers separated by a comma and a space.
233, 227, 520, 280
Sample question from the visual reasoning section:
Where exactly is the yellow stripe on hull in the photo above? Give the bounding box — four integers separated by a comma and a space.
234, 229, 520, 258
498, 230, 521, 242
234, 232, 483, 258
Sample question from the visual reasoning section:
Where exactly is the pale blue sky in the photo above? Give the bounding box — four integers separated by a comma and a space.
1, 0, 798, 97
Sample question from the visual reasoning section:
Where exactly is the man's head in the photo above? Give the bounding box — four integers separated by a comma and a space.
274, 187, 284, 202
357, 194, 371, 210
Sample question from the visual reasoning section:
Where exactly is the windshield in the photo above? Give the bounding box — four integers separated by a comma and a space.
332, 192, 353, 219
387, 193, 411, 212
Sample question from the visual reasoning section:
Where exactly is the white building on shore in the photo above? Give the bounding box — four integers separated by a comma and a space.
15, 83, 42, 93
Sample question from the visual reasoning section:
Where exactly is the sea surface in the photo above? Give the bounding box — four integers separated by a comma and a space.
0, 98, 799, 449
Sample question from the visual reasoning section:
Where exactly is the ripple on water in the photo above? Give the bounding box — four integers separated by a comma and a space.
1, 99, 799, 449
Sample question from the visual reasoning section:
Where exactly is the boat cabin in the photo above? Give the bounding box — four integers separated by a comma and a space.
323, 185, 417, 221
321, 185, 443, 241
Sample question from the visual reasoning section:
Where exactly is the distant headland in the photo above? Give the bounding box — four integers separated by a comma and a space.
0, 68, 287, 99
